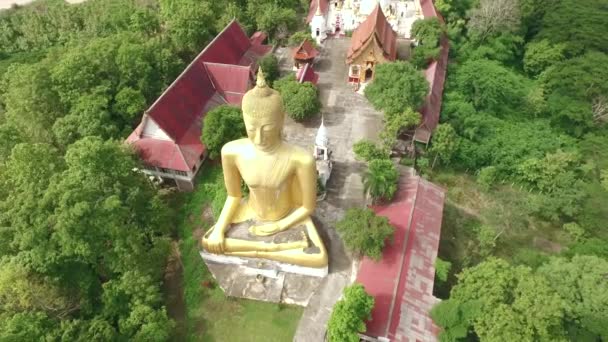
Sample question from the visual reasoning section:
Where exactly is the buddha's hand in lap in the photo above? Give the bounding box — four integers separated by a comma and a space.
205, 227, 225, 254
249, 222, 281, 236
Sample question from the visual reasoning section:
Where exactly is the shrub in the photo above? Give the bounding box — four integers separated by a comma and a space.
201, 105, 246, 160
327, 284, 375, 342
353, 139, 387, 162
335, 208, 395, 260
563, 222, 586, 241
363, 159, 399, 202
435, 257, 452, 283
274, 74, 320, 121
477, 166, 498, 190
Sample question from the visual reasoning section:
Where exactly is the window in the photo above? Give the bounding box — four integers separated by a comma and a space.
174, 170, 188, 176
160, 168, 171, 174
316, 28, 320, 37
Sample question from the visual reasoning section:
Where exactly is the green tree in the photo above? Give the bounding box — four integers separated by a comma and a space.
327, 284, 375, 342
288, 30, 316, 47
258, 55, 280, 86
410, 18, 443, 68
435, 257, 452, 283
429, 123, 459, 168
159, 0, 213, 57
537, 0, 608, 55
538, 256, 608, 340
1, 62, 64, 143
433, 258, 567, 341
364, 61, 429, 115
523, 39, 566, 76
335, 208, 394, 260
274, 74, 320, 121
380, 107, 421, 150
362, 159, 399, 202
248, 1, 297, 42
202, 105, 246, 160
452, 58, 528, 114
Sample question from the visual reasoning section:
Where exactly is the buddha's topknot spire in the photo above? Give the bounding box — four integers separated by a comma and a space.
256, 68, 267, 88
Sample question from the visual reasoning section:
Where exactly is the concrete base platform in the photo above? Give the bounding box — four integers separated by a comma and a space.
201, 252, 327, 306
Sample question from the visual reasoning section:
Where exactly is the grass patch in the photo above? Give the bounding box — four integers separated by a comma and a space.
172, 163, 303, 341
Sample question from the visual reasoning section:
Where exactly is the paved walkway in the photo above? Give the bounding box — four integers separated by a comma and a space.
276, 38, 384, 342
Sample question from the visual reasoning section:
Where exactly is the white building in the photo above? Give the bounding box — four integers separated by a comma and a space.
312, 0, 423, 39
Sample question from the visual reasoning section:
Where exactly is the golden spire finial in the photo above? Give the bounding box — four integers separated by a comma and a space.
256, 68, 267, 88
315, 1, 322, 16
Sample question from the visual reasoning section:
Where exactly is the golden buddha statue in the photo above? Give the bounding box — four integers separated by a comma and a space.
202, 69, 328, 268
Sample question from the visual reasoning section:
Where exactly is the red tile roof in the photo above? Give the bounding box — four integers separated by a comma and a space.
296, 63, 319, 85
414, 0, 449, 144
347, 4, 397, 64
127, 20, 271, 172
357, 173, 445, 342
306, 0, 329, 24
293, 39, 319, 60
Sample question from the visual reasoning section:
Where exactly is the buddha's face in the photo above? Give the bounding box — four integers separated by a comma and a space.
244, 114, 283, 152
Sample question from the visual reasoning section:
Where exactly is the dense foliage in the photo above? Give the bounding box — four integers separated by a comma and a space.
274, 74, 321, 121
430, 0, 608, 339
0, 0, 305, 338
364, 61, 429, 115
258, 54, 280, 86
202, 105, 246, 160
335, 208, 394, 260
327, 284, 374, 342
363, 159, 399, 203
410, 17, 443, 69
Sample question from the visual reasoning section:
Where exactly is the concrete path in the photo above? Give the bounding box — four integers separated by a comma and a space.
276, 38, 384, 342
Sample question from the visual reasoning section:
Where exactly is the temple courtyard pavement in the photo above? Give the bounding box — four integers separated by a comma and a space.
275, 38, 385, 341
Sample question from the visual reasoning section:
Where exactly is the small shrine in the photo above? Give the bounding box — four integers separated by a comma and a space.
292, 39, 319, 69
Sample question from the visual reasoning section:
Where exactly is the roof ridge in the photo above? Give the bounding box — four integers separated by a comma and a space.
144, 20, 248, 123
202, 61, 251, 69
384, 175, 421, 337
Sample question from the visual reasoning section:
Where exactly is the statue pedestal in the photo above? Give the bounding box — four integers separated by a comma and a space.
200, 252, 327, 305
200, 219, 328, 305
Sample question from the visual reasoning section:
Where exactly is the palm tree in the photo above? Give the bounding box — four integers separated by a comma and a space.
362, 159, 399, 203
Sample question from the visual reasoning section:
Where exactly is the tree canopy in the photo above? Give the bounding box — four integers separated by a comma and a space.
327, 284, 375, 342
335, 208, 394, 260
364, 61, 429, 116
274, 74, 321, 121
202, 105, 246, 160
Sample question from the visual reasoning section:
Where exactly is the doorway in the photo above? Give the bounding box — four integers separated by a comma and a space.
365, 68, 373, 81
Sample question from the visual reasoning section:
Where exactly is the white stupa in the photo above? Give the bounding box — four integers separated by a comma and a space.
314, 118, 329, 160
314, 118, 332, 191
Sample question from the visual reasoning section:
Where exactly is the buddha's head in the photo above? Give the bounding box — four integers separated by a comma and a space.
242, 68, 285, 152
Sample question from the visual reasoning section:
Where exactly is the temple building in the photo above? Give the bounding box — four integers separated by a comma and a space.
292, 39, 319, 69
346, 4, 397, 83
357, 171, 445, 342
126, 20, 271, 191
